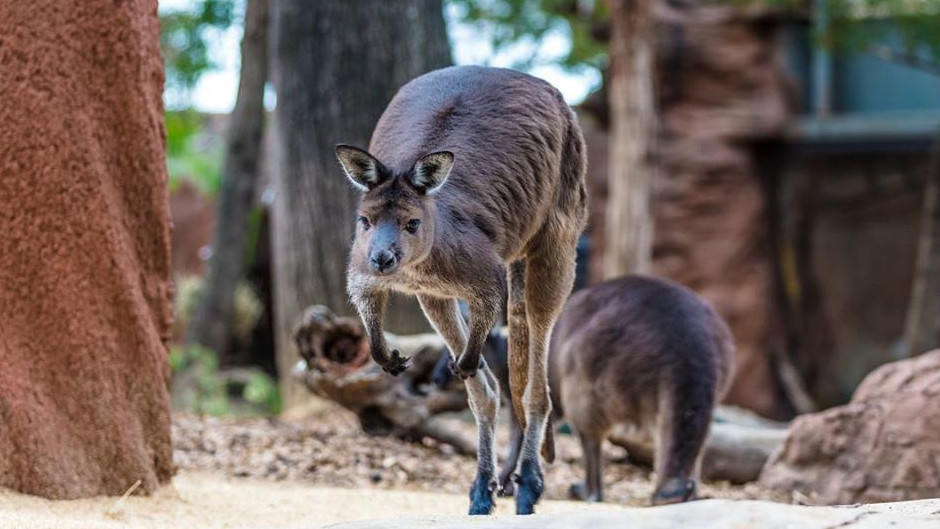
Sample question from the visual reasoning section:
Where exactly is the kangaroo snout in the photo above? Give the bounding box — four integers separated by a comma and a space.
369, 249, 398, 273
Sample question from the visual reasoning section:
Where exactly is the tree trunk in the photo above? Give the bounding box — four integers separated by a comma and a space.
187, 0, 269, 356
271, 0, 451, 407
903, 131, 940, 357
0, 0, 173, 498
604, 0, 658, 277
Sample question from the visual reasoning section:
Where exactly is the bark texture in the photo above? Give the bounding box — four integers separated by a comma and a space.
604, 0, 658, 277
271, 0, 451, 406
187, 0, 270, 355
0, 0, 174, 498
903, 132, 940, 357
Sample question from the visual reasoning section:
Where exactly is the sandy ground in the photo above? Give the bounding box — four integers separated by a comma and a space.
0, 472, 627, 529
0, 408, 785, 528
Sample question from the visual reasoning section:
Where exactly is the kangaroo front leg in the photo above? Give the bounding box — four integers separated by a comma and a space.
455, 286, 503, 380
351, 287, 410, 376
418, 295, 500, 515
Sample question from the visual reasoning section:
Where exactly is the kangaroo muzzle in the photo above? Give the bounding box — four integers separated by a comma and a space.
369, 222, 400, 274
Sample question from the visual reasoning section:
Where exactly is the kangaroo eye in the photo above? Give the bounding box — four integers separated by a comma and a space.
405, 219, 421, 234
357, 216, 371, 230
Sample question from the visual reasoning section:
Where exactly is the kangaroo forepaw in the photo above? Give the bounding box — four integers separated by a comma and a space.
454, 353, 481, 380
380, 349, 411, 376
651, 478, 696, 506
468, 475, 497, 515
514, 461, 544, 515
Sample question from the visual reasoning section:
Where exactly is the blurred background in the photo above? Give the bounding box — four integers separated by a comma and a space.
162, 0, 940, 423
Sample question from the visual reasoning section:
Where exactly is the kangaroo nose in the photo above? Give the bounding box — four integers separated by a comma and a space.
370, 250, 397, 273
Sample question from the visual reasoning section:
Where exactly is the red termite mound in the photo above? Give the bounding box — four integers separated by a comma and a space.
0, 0, 174, 498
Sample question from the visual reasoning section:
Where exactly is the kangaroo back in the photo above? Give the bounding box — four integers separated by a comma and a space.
368, 65, 585, 262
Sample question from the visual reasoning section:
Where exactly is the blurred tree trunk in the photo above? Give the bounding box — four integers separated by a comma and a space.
603, 0, 657, 277
903, 131, 940, 357
271, 0, 451, 407
0, 0, 173, 498
187, 0, 269, 357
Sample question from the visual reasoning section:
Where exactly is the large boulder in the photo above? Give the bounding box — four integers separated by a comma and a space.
760, 350, 940, 504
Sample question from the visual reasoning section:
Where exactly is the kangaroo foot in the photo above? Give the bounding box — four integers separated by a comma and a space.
514, 460, 544, 515
651, 477, 696, 506
468, 474, 497, 515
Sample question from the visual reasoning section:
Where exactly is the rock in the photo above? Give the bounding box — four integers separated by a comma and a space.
324, 498, 940, 529
579, 3, 794, 420
0, 0, 174, 498
760, 350, 940, 503
851, 350, 940, 403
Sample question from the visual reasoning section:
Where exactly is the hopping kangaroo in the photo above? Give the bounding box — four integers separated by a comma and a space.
546, 276, 734, 504
336, 66, 587, 515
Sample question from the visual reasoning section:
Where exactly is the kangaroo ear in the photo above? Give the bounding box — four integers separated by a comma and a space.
335, 145, 387, 191
410, 151, 454, 195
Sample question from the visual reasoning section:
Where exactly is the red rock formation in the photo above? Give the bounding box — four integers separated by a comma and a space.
655, 6, 791, 419
760, 350, 940, 503
0, 0, 174, 498
585, 5, 792, 418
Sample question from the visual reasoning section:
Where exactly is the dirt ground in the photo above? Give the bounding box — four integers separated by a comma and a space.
172, 406, 785, 506
0, 406, 788, 529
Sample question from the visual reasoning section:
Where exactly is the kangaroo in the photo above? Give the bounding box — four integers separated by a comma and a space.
528, 275, 735, 504
336, 66, 587, 515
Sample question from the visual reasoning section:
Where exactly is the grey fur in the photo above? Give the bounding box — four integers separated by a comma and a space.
549, 275, 735, 504
338, 66, 587, 515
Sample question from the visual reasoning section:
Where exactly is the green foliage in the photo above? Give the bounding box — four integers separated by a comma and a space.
449, 0, 940, 76
243, 371, 283, 415
171, 274, 278, 416
448, 0, 609, 71
820, 0, 940, 60
165, 110, 224, 195
160, 0, 240, 106
170, 344, 283, 416
170, 344, 231, 416
160, 1, 238, 195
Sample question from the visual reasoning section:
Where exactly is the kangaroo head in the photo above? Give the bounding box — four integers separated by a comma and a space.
336, 145, 454, 276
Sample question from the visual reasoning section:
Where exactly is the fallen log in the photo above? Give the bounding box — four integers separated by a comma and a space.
291, 305, 477, 452
292, 305, 787, 484
608, 406, 789, 484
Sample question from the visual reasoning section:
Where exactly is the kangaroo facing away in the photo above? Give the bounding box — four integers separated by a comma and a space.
540, 275, 734, 504
336, 66, 587, 515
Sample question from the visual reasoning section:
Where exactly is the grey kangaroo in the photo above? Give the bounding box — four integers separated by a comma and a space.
439, 277, 734, 505
542, 276, 733, 504
336, 66, 587, 515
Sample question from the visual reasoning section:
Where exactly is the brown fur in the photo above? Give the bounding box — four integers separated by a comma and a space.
337, 66, 587, 515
